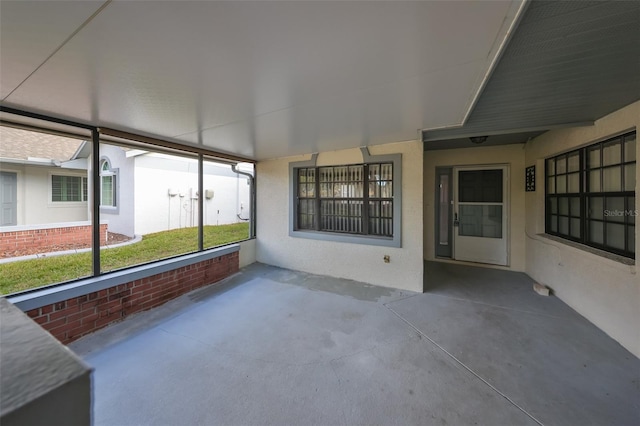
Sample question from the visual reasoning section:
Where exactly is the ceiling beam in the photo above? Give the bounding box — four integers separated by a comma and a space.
99, 128, 255, 164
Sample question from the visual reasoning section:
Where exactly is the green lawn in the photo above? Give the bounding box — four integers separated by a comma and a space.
0, 222, 249, 295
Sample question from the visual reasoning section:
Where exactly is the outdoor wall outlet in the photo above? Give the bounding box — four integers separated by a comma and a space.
383, 255, 390, 263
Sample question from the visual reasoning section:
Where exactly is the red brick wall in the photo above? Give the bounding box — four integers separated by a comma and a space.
0, 224, 108, 257
25, 251, 239, 344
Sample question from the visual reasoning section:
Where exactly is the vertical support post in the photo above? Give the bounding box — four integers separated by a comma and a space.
363, 164, 370, 235
91, 129, 101, 276
198, 154, 204, 251
250, 171, 256, 238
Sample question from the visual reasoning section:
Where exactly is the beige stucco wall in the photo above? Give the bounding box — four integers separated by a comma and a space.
0, 164, 89, 226
256, 140, 424, 292
524, 101, 639, 357
239, 239, 256, 268
423, 143, 527, 272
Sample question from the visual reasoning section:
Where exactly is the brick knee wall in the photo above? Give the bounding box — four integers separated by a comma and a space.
26, 251, 239, 344
0, 224, 108, 257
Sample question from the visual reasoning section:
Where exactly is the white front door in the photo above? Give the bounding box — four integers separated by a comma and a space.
453, 165, 508, 266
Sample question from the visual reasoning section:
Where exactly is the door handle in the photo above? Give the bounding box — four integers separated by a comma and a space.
453, 212, 459, 227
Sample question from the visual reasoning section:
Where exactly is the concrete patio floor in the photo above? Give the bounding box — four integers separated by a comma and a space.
70, 262, 640, 426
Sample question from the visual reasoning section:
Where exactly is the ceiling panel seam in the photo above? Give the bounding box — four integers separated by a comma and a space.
2, 0, 112, 102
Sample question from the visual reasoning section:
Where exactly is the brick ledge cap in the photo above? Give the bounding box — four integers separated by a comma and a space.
6, 244, 240, 311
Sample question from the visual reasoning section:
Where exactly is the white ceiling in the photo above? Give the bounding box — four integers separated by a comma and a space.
1, 0, 524, 160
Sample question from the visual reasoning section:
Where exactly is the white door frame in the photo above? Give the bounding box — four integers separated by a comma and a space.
452, 164, 509, 266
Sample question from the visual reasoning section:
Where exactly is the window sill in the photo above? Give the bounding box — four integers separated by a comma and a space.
48, 201, 88, 208
539, 234, 635, 266
290, 229, 399, 248
7, 244, 240, 311
100, 205, 119, 214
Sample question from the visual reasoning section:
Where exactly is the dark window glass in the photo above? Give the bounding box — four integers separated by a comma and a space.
52, 175, 84, 202
458, 170, 503, 203
297, 167, 316, 230
295, 162, 393, 237
546, 131, 635, 258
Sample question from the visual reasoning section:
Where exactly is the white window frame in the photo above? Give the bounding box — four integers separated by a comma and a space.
49, 173, 88, 205
99, 158, 117, 209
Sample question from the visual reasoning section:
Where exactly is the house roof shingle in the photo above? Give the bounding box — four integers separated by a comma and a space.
0, 126, 86, 162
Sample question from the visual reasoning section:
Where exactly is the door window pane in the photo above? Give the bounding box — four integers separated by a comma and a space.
459, 205, 502, 238
548, 177, 556, 194
628, 226, 635, 253
483, 205, 503, 238
458, 170, 503, 203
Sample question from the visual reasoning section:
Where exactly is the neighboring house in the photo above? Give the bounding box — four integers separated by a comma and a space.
0, 127, 251, 238
99, 143, 251, 237
0, 126, 90, 227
